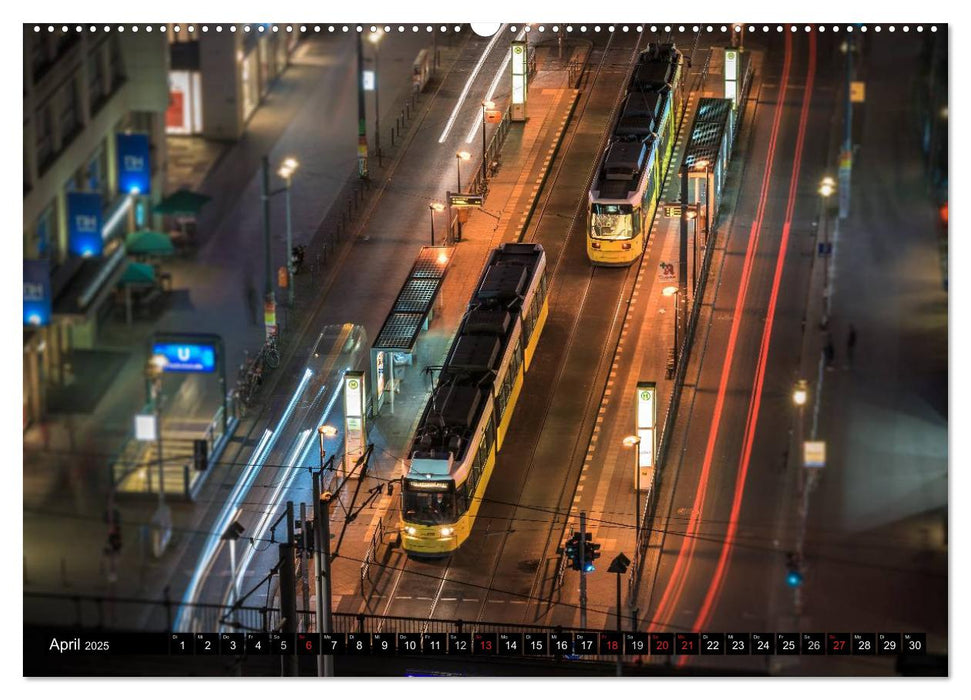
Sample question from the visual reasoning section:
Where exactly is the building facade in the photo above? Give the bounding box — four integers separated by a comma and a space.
166, 25, 300, 139
23, 26, 169, 429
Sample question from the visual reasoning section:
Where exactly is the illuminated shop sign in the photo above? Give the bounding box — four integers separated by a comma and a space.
23, 260, 52, 327
67, 192, 104, 257
117, 133, 152, 195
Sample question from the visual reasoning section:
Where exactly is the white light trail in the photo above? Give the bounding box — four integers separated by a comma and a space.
438, 24, 507, 144
174, 367, 315, 631
221, 373, 345, 613
464, 27, 526, 144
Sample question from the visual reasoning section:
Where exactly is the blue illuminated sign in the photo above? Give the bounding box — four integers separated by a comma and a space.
117, 133, 151, 195
67, 192, 104, 257
152, 342, 217, 373
23, 260, 52, 327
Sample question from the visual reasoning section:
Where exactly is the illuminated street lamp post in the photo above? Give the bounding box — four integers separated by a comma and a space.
622, 435, 642, 569
277, 157, 299, 308
455, 151, 471, 242
662, 286, 679, 373
693, 159, 711, 246
369, 30, 384, 166
314, 424, 337, 677
317, 424, 338, 470
481, 100, 495, 182
455, 150, 471, 193
792, 379, 808, 485
686, 208, 698, 294
818, 176, 836, 324
428, 202, 445, 246
145, 353, 171, 557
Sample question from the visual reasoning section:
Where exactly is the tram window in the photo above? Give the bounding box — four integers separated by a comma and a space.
455, 482, 470, 512
591, 204, 635, 240
403, 490, 456, 525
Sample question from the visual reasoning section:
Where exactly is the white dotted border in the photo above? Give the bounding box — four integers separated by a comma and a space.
31, 24, 941, 35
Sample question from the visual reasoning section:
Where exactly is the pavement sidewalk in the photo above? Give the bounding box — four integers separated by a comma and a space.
23, 33, 435, 622
778, 34, 947, 671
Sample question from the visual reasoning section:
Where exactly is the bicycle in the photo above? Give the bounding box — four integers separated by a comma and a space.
263, 334, 280, 369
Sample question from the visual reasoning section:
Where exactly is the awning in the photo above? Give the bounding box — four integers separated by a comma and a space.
152, 188, 212, 216
126, 230, 175, 257
119, 261, 156, 286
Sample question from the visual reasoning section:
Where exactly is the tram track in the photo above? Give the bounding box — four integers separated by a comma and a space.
366, 29, 647, 627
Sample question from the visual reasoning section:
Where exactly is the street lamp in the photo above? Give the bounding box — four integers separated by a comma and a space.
693, 159, 712, 246
145, 353, 171, 557
686, 208, 698, 293
818, 176, 836, 327
793, 378, 808, 483
481, 100, 495, 182
818, 176, 835, 198
369, 30, 384, 166
278, 157, 299, 308
455, 151, 471, 242
455, 150, 471, 192
317, 424, 338, 470
222, 520, 245, 625
428, 202, 445, 246
662, 286, 679, 373
622, 435, 642, 573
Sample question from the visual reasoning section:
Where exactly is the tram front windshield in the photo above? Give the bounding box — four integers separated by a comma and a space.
591, 203, 635, 240
403, 488, 456, 525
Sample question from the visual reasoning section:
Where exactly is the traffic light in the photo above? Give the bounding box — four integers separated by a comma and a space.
785, 552, 803, 587
582, 533, 601, 572
563, 532, 582, 571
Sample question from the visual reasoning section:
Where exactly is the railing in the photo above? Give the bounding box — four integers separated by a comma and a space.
360, 518, 386, 595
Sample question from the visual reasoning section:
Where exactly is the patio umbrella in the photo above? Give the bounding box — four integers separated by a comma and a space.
152, 188, 212, 216
125, 230, 175, 257
119, 261, 156, 285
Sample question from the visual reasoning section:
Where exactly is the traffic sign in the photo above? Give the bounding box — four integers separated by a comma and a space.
850, 81, 866, 103
448, 193, 484, 208
663, 203, 682, 218
485, 109, 503, 124
803, 441, 826, 468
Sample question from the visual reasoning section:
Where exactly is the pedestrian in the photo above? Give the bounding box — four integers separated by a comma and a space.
824, 333, 835, 370
846, 324, 857, 368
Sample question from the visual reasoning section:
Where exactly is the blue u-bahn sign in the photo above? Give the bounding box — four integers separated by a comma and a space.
117, 133, 152, 195
152, 342, 217, 373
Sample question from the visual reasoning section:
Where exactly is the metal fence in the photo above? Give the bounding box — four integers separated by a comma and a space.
25, 590, 632, 665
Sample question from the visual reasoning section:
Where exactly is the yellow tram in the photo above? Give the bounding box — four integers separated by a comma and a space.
399, 243, 549, 556
588, 43, 684, 266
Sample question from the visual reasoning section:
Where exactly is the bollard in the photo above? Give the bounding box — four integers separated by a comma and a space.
406, 103, 410, 120
391, 127, 395, 147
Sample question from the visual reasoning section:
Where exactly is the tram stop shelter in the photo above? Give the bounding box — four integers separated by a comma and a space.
680, 96, 739, 240
370, 246, 451, 415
